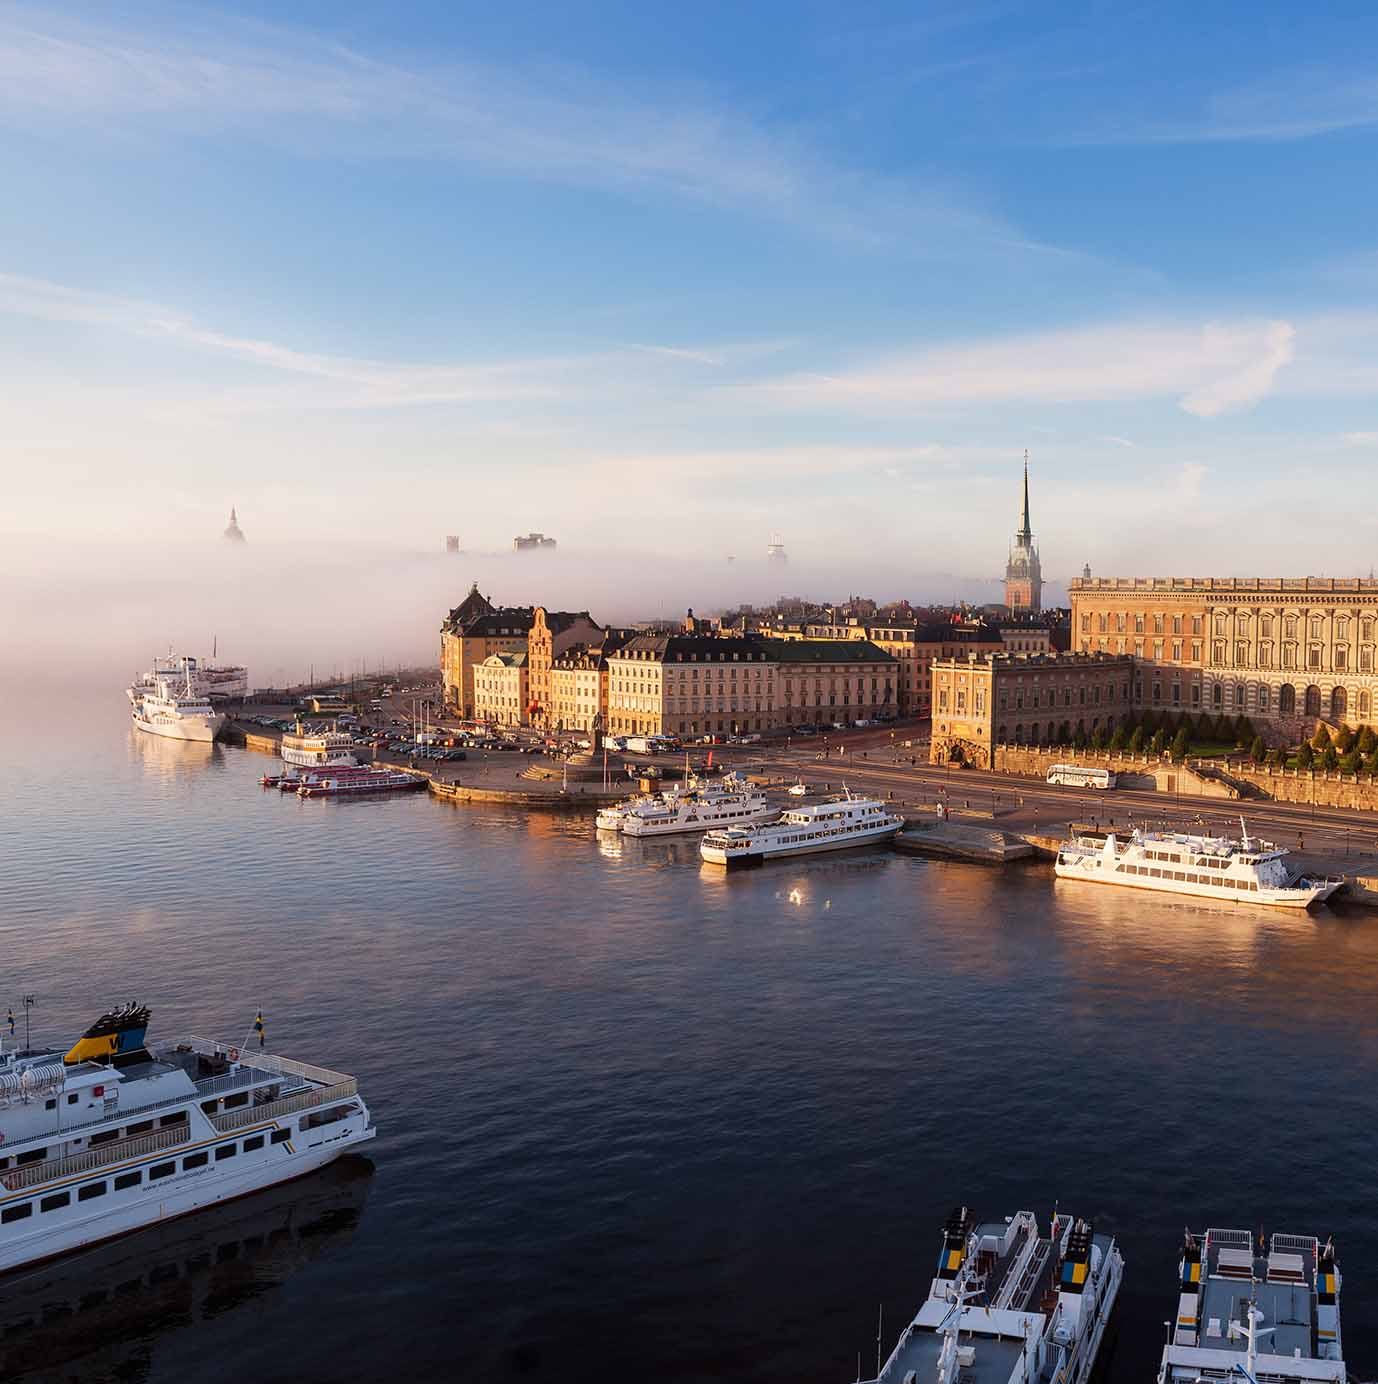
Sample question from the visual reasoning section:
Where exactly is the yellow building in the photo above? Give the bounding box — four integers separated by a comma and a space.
472, 653, 529, 727
439, 584, 532, 719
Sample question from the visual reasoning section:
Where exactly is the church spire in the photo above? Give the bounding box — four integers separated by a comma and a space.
1018, 450, 1031, 542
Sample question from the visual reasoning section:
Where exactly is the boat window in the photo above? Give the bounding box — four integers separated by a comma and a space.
200, 1100, 219, 1114
40, 1191, 70, 1212
67, 1092, 79, 1105
183, 1152, 209, 1170
244, 1135, 265, 1152
78, 1181, 108, 1202
2, 1202, 33, 1223
160, 1113, 187, 1128
126, 1120, 154, 1135
90, 1129, 120, 1147
150, 1161, 175, 1180
114, 1171, 142, 1190
271, 1129, 291, 1145
16, 1148, 46, 1166
215, 1143, 237, 1161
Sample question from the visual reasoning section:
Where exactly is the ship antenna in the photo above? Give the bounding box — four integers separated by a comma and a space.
1240, 814, 1249, 851
876, 1302, 884, 1379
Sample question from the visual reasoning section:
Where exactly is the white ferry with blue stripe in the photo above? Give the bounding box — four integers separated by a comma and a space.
0, 1004, 374, 1273
859, 1206, 1123, 1384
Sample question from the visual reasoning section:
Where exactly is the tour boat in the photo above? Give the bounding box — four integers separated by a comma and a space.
128, 654, 248, 703
859, 1206, 1122, 1384
265, 765, 375, 791
1159, 1228, 1343, 1384
128, 669, 226, 744
700, 790, 902, 866
297, 769, 426, 798
1055, 819, 1343, 909
598, 772, 773, 837
0, 1004, 374, 1274
279, 725, 359, 769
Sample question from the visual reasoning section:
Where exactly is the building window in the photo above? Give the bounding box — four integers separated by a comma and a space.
1332, 686, 1348, 719
1258, 686, 1270, 712
1172, 641, 1182, 661
1335, 646, 1348, 671
1304, 685, 1321, 717
1280, 684, 1296, 715
1135, 615, 1145, 633
1212, 684, 1222, 708
1308, 646, 1321, 670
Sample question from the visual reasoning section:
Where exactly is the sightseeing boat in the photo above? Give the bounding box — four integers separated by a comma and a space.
859, 1206, 1122, 1384
128, 669, 226, 744
297, 769, 426, 798
129, 654, 248, 703
597, 771, 773, 837
1054, 820, 1343, 909
0, 1004, 374, 1274
700, 790, 901, 866
1158, 1228, 1343, 1384
279, 725, 359, 769
263, 765, 376, 791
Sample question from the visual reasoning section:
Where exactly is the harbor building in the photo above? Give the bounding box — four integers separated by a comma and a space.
1069, 576, 1378, 740
549, 629, 634, 736
472, 653, 529, 726
1003, 456, 1042, 614
440, 584, 533, 718
930, 651, 1135, 767
526, 607, 607, 728
513, 532, 557, 553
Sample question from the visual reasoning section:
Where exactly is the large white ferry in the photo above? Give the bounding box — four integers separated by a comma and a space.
128, 669, 226, 743
1159, 1228, 1343, 1384
596, 772, 773, 837
279, 724, 359, 769
1055, 821, 1343, 909
860, 1206, 1122, 1384
130, 654, 248, 702
0, 1004, 374, 1274
700, 791, 901, 866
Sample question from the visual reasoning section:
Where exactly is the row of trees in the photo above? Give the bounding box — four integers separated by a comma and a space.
1278, 722, 1378, 776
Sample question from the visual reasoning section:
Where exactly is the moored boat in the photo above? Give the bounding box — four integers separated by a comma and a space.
128, 668, 226, 744
298, 769, 426, 798
859, 1205, 1123, 1384
280, 724, 359, 769
1055, 819, 1343, 909
597, 771, 773, 837
701, 790, 901, 866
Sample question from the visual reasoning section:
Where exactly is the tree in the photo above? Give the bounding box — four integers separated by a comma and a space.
1311, 723, 1331, 751
1129, 726, 1145, 754
1072, 727, 1086, 750
1296, 742, 1315, 771
1150, 728, 1168, 756
1234, 715, 1254, 744
1321, 745, 1339, 772
1340, 750, 1363, 777
1334, 723, 1355, 754
1058, 720, 1072, 746
1365, 749, 1378, 776
1269, 746, 1288, 769
1108, 725, 1127, 752
1213, 714, 1232, 740
1359, 725, 1378, 756
1195, 712, 1212, 739
1171, 727, 1190, 762
1090, 727, 1106, 752
1249, 735, 1266, 764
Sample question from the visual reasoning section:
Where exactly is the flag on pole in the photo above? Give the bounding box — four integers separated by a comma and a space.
5, 1009, 12, 1037
254, 1011, 266, 1048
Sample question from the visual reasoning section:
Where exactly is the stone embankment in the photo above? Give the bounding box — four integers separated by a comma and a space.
895, 822, 1034, 864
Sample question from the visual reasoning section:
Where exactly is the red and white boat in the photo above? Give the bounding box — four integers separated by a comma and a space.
297, 769, 426, 798
266, 765, 376, 791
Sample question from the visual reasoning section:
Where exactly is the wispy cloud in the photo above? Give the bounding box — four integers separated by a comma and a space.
741, 318, 1297, 417
0, 6, 1029, 253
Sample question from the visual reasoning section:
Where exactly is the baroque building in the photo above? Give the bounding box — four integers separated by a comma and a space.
439, 584, 533, 718
1003, 456, 1043, 614
1069, 576, 1378, 739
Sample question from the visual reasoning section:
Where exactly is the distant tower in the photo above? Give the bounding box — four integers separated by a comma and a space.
223, 507, 246, 543
445, 535, 460, 554
766, 533, 787, 564
1003, 454, 1042, 613
1082, 562, 1091, 580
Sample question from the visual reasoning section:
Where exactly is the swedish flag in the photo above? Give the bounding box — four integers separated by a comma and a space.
254, 1010, 266, 1048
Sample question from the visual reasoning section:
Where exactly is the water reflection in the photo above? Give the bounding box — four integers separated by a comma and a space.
127, 726, 219, 783
0, 1157, 373, 1382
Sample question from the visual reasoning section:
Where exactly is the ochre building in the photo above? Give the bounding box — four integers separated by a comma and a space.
930, 651, 1135, 768
1070, 576, 1378, 740
440, 585, 533, 719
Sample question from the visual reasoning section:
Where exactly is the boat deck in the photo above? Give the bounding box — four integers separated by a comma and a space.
1197, 1239, 1316, 1360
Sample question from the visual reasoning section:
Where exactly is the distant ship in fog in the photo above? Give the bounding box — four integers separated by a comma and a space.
131, 652, 248, 701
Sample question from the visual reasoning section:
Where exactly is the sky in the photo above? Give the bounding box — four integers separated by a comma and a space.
4, 0, 1378, 662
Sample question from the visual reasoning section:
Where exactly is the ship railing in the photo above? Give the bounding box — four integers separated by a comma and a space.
156, 1036, 354, 1089
208, 1078, 359, 1133
0, 1122, 192, 1193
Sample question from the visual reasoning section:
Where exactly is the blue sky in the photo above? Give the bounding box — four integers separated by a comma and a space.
4, 0, 1378, 592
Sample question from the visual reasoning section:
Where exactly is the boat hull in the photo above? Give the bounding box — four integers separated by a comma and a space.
132, 711, 224, 743
702, 821, 901, 866
0, 1115, 374, 1275
1053, 861, 1339, 909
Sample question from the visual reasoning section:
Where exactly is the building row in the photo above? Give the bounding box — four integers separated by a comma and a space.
440, 588, 900, 736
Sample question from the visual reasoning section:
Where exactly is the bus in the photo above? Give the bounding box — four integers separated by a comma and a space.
1046, 764, 1116, 790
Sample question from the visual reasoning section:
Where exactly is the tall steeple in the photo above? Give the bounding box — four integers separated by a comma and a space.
223, 507, 246, 543
1017, 450, 1032, 543
1003, 452, 1042, 614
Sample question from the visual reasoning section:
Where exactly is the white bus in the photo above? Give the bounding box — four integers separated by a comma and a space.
1046, 764, 1116, 789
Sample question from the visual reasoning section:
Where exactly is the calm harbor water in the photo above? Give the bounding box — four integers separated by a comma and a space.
4, 689, 1378, 1382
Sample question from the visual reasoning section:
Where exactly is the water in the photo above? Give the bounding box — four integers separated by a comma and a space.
3, 691, 1378, 1382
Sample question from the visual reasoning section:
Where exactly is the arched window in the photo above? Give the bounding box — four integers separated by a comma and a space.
1235, 683, 1245, 708
998, 725, 1007, 743
1212, 684, 1223, 708
1332, 686, 1348, 719
1280, 684, 1296, 716
1304, 685, 1321, 717
1359, 691, 1371, 720
1014, 724, 1025, 744
1257, 684, 1270, 713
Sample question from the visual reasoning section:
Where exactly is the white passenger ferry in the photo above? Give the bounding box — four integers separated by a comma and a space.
597, 772, 773, 837
129, 654, 248, 703
700, 791, 901, 866
860, 1206, 1122, 1384
1055, 820, 1343, 909
279, 724, 359, 769
128, 669, 226, 743
0, 1004, 374, 1273
1159, 1228, 1343, 1384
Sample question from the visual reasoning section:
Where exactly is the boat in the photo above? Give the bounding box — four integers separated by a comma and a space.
128, 668, 226, 744
860, 1206, 1122, 1384
0, 1003, 374, 1274
599, 772, 774, 837
128, 653, 248, 702
1158, 1228, 1343, 1384
264, 765, 376, 791
700, 789, 902, 866
279, 723, 359, 769
1054, 818, 1343, 909
298, 769, 426, 798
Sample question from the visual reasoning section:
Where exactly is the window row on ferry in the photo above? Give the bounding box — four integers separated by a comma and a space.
1117, 863, 1262, 890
